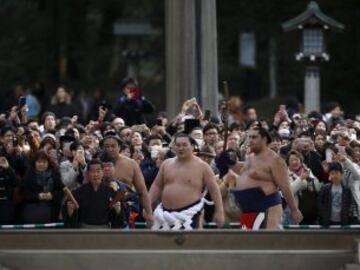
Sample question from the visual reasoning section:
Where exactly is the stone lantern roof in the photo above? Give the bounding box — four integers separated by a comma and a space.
282, 2, 344, 32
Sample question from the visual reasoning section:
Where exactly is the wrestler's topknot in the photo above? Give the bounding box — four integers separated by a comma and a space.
254, 126, 272, 144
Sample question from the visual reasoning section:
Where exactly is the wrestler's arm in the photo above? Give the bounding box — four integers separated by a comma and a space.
271, 156, 303, 224
132, 160, 153, 221
149, 160, 166, 204
203, 163, 224, 227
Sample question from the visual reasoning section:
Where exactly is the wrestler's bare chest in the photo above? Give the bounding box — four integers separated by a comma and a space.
236, 155, 276, 191
164, 162, 203, 188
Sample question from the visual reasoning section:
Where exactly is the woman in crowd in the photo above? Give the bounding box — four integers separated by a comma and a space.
130, 131, 144, 150
46, 86, 78, 120
0, 125, 29, 178
284, 150, 321, 225
20, 151, 64, 224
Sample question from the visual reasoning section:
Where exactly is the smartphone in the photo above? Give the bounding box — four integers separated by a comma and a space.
129, 86, 141, 99
100, 100, 108, 110
204, 110, 211, 121
326, 150, 333, 163
13, 136, 18, 146
18, 96, 26, 108
63, 142, 71, 152
156, 118, 163, 126
279, 104, 286, 111
298, 138, 308, 146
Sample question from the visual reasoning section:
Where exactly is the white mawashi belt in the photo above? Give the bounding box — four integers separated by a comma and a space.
152, 197, 213, 230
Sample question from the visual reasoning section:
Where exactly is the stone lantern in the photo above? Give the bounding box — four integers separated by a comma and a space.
282, 2, 344, 113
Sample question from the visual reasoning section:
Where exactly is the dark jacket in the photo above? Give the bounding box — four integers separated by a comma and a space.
114, 96, 155, 126
0, 167, 17, 224
140, 154, 159, 190
46, 102, 78, 120
0, 146, 29, 178
0, 167, 17, 201
301, 150, 324, 181
318, 183, 352, 227
20, 168, 64, 223
63, 182, 126, 228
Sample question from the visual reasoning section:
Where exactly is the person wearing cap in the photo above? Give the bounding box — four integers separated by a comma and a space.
318, 162, 353, 227
197, 145, 219, 224
197, 145, 216, 166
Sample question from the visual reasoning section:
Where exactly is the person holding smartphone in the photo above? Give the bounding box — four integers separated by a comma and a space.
59, 141, 87, 191
113, 77, 155, 126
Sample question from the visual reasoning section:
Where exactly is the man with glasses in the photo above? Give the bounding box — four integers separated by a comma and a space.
203, 123, 220, 148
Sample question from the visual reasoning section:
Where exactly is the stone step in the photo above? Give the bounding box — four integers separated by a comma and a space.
344, 264, 360, 270
0, 229, 359, 270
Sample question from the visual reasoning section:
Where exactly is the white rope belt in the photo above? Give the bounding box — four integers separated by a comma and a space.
152, 198, 213, 231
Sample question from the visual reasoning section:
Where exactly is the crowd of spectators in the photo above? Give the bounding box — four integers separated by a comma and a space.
0, 77, 360, 229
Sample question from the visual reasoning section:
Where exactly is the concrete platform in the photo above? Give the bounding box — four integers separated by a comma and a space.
0, 229, 359, 270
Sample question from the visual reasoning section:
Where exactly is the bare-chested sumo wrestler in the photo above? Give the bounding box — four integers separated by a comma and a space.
231, 127, 303, 229
149, 133, 224, 230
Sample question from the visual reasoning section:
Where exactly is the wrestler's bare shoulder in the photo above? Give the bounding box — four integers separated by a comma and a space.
266, 150, 285, 165
249, 148, 281, 161
273, 154, 287, 171
163, 156, 203, 164
161, 157, 176, 167
118, 155, 137, 166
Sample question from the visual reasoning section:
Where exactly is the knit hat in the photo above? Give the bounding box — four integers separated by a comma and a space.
197, 145, 216, 158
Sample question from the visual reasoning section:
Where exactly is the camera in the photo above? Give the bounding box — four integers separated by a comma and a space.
156, 118, 163, 126
13, 136, 18, 146
100, 100, 109, 110
18, 96, 26, 108
298, 138, 311, 150
204, 110, 211, 121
